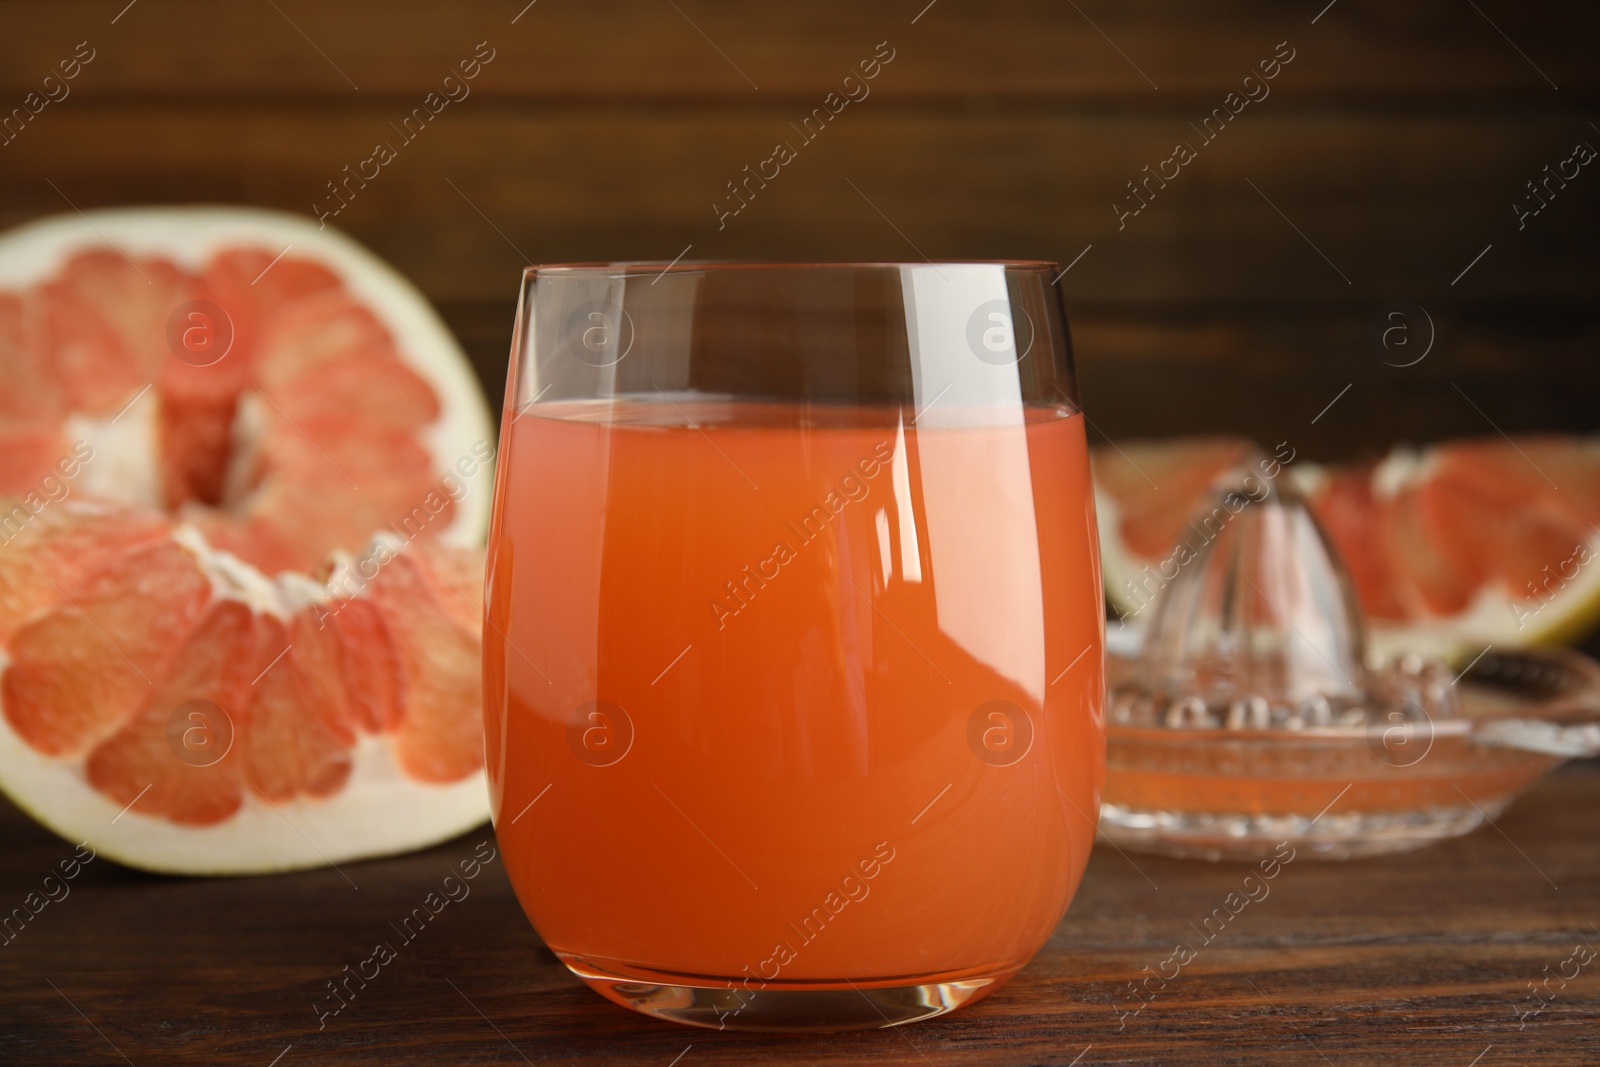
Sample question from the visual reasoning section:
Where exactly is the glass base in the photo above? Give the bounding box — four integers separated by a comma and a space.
1098, 800, 1507, 861
560, 954, 1017, 1031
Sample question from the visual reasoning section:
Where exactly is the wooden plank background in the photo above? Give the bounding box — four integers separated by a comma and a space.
1, 0, 1596, 458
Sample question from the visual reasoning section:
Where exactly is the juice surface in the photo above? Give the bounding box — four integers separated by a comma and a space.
484, 399, 1105, 984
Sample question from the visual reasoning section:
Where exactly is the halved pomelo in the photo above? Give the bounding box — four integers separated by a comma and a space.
1093, 436, 1600, 649
0, 207, 495, 874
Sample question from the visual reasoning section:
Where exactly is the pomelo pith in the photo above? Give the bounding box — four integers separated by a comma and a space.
0, 207, 495, 875
1093, 436, 1600, 649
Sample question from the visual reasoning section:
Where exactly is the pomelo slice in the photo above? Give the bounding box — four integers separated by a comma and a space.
0, 207, 495, 874
1093, 436, 1600, 650
1094, 437, 1257, 622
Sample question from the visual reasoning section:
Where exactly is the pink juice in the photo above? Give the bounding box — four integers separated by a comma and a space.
484, 398, 1105, 997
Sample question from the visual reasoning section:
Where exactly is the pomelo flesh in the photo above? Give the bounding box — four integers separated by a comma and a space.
1093, 436, 1600, 648
0, 207, 495, 875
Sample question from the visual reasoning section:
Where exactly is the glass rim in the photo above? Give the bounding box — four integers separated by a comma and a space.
522, 259, 1060, 279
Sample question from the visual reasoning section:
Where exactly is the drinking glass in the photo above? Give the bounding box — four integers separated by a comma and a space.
483, 262, 1105, 1031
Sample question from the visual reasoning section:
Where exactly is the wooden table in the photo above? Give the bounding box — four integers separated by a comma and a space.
3, 761, 1595, 1067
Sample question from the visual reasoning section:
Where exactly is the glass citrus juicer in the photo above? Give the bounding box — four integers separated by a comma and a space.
1100, 455, 1600, 861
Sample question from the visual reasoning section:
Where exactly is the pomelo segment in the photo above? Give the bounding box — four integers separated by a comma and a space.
1093, 436, 1600, 649
85, 600, 257, 828
366, 550, 485, 784
0, 504, 169, 643
39, 250, 189, 417
0, 207, 495, 875
3, 538, 212, 758
0, 507, 492, 874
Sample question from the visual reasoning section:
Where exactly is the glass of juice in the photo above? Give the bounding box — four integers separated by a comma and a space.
484, 262, 1105, 1031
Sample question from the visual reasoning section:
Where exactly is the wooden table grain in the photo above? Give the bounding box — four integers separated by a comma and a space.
2, 761, 1595, 1067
